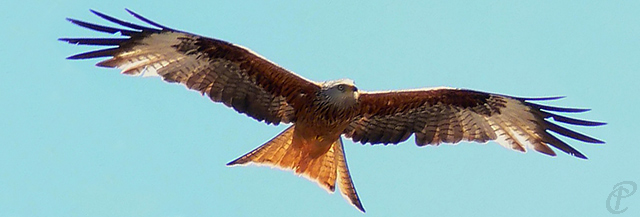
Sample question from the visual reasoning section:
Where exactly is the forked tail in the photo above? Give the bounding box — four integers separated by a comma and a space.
227, 126, 365, 212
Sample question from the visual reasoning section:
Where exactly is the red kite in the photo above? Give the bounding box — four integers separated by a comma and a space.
60, 10, 605, 212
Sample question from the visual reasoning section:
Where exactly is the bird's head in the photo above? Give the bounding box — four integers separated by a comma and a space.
318, 79, 360, 108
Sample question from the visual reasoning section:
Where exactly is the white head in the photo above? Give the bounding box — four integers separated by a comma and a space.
318, 79, 360, 108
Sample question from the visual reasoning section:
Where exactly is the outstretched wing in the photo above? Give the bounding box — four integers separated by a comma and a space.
343, 88, 605, 159
60, 9, 321, 125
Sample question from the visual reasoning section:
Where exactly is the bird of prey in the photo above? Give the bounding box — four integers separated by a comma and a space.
60, 9, 605, 212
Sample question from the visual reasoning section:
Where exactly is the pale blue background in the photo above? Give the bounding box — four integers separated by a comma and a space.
1, 1, 638, 216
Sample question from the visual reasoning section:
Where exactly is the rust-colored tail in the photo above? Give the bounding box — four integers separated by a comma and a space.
333, 137, 365, 212
226, 126, 365, 212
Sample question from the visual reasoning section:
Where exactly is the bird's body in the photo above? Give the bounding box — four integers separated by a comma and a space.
227, 79, 364, 207
61, 10, 605, 213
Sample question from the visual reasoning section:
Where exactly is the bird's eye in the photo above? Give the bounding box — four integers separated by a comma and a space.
337, 85, 345, 91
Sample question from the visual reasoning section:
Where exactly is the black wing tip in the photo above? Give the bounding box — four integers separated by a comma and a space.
89, 9, 107, 18
62, 9, 170, 60
564, 119, 607, 127
124, 8, 139, 17
515, 96, 566, 101
65, 17, 78, 23
540, 111, 607, 127
64, 16, 140, 36
64, 9, 170, 41
58, 38, 128, 46
544, 135, 591, 160
64, 47, 119, 60
553, 117, 607, 127
583, 134, 606, 144
540, 105, 590, 113
65, 53, 93, 60
66, 53, 89, 60
87, 9, 161, 32
526, 102, 592, 113
511, 96, 592, 113
58, 37, 84, 45
512, 94, 606, 157
88, 9, 111, 22
547, 122, 605, 144
125, 8, 174, 30
573, 152, 588, 159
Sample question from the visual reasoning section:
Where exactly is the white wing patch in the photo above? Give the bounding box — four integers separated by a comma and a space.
485, 98, 554, 155
98, 32, 203, 80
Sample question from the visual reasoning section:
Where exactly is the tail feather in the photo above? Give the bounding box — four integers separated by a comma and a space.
298, 147, 338, 192
226, 125, 337, 191
334, 138, 365, 212
227, 126, 365, 212
226, 125, 299, 168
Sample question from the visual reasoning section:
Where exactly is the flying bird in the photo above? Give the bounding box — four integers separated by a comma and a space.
60, 9, 605, 212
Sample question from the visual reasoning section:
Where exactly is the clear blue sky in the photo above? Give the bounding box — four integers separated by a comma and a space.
1, 1, 638, 216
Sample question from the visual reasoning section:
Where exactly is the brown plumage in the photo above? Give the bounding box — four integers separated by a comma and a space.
60, 9, 605, 213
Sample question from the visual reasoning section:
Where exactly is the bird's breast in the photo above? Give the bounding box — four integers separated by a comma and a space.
288, 97, 359, 158
291, 119, 350, 159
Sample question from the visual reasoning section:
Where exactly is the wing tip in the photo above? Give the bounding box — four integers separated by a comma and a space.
597, 122, 608, 126
124, 8, 136, 16
546, 147, 587, 159
589, 137, 606, 144
58, 37, 73, 43
573, 151, 588, 159
124, 8, 172, 30
66, 52, 91, 60
540, 110, 607, 127
546, 121, 606, 144
89, 9, 104, 18
66, 55, 82, 60
514, 96, 566, 101
64, 47, 119, 60
533, 103, 591, 113
516, 96, 593, 113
